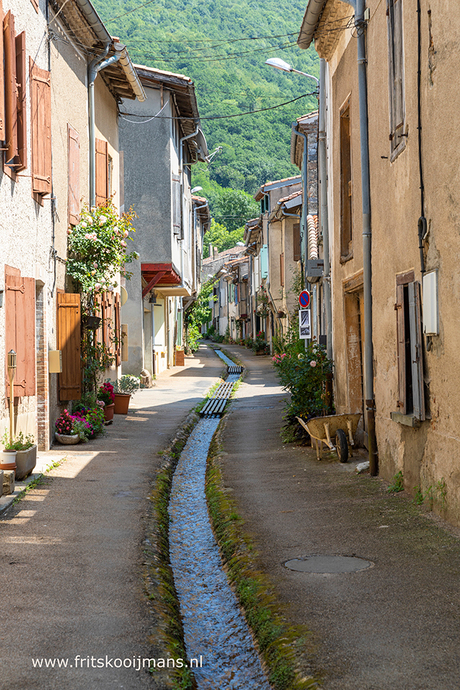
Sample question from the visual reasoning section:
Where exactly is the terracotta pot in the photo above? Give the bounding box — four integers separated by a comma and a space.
55, 433, 80, 445
103, 403, 115, 422
16, 445, 37, 480
114, 393, 131, 415
0, 450, 17, 472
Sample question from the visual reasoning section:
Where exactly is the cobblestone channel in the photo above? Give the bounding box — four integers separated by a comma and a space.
168, 353, 271, 689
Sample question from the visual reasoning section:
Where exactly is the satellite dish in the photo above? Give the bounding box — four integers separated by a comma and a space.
120, 286, 128, 306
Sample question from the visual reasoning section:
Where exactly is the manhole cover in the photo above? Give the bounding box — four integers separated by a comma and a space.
284, 555, 372, 573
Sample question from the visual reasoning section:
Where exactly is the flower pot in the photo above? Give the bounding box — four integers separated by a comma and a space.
55, 433, 80, 445
0, 450, 17, 472
103, 403, 115, 422
114, 393, 131, 415
16, 445, 37, 481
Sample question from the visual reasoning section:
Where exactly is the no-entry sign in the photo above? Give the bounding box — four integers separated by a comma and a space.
299, 290, 310, 308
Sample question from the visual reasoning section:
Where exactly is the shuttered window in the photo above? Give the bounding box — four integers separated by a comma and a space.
5, 266, 36, 398
30, 58, 51, 196
3, 11, 17, 166
95, 138, 108, 207
68, 125, 80, 225
387, 0, 405, 155
0, 0, 5, 142
293, 223, 301, 262
340, 102, 353, 259
280, 253, 285, 287
395, 279, 424, 420
96, 291, 120, 363
57, 293, 81, 401
172, 173, 182, 238
15, 31, 26, 171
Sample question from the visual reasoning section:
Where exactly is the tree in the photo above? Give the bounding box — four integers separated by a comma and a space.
203, 220, 244, 258
208, 187, 259, 233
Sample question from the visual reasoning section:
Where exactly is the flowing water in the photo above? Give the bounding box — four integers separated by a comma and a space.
168, 359, 271, 689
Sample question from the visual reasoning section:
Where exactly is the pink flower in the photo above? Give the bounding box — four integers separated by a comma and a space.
310, 360, 317, 368
85, 232, 98, 241
121, 240, 127, 248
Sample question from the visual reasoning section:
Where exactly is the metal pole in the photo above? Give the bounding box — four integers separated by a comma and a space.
7, 350, 16, 444
356, 0, 378, 475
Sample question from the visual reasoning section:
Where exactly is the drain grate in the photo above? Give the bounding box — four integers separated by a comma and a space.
284, 555, 373, 574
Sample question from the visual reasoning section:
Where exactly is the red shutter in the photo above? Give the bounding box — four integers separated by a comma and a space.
0, 0, 5, 141
5, 267, 36, 398
95, 138, 108, 207
15, 31, 26, 171
57, 293, 81, 401
115, 293, 121, 366
30, 58, 51, 195
3, 11, 17, 166
68, 124, 80, 225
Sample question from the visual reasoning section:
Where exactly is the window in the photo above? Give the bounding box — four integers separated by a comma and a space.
172, 173, 182, 238
387, 0, 405, 157
340, 101, 352, 259
280, 252, 285, 287
95, 138, 108, 206
293, 223, 301, 261
394, 274, 425, 422
30, 58, 51, 197
68, 125, 80, 225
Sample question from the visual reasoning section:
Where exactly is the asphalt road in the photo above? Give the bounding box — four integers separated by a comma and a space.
220, 344, 460, 690
0, 346, 223, 690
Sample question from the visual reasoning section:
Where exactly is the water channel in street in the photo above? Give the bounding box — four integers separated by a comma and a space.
168, 351, 271, 689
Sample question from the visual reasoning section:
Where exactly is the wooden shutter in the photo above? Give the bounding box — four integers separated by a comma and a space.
15, 31, 26, 171
68, 125, 80, 225
280, 253, 285, 287
395, 283, 406, 413
293, 223, 301, 261
340, 104, 352, 257
408, 281, 425, 421
5, 267, 36, 398
95, 138, 108, 206
3, 11, 17, 165
30, 58, 51, 195
0, 0, 5, 142
94, 292, 103, 346
57, 293, 81, 401
115, 293, 121, 366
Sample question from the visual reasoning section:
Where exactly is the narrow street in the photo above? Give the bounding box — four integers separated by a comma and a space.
2, 345, 460, 689
0, 347, 222, 690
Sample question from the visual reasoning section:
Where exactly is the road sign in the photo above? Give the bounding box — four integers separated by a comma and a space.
299, 290, 310, 308
299, 309, 311, 339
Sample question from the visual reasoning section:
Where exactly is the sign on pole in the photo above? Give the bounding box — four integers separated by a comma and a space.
299, 290, 310, 308
299, 309, 311, 339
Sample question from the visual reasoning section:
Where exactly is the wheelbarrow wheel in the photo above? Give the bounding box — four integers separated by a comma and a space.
336, 429, 348, 463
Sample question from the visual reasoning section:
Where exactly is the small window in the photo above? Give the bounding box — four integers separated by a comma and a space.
293, 223, 301, 261
340, 101, 352, 260
395, 277, 425, 420
387, 0, 406, 157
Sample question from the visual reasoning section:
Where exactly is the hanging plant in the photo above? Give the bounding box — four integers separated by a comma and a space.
66, 200, 139, 293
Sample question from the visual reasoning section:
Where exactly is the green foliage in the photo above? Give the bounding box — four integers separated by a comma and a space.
113, 375, 140, 394
207, 187, 259, 232
388, 470, 404, 493
412, 479, 447, 511
185, 280, 216, 351
252, 331, 268, 353
203, 220, 244, 258
92, 0, 319, 196
67, 201, 138, 293
2, 431, 35, 451
272, 343, 333, 421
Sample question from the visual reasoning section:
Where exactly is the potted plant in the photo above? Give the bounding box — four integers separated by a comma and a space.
55, 409, 80, 445
113, 375, 140, 414
1, 432, 18, 473
14, 432, 37, 480
252, 331, 269, 355
98, 381, 115, 422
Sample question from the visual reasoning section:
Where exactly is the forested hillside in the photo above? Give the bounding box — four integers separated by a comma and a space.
93, 0, 319, 195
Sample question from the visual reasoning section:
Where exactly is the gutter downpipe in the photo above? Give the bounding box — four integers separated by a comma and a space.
318, 58, 332, 360
88, 46, 121, 208
356, 0, 378, 475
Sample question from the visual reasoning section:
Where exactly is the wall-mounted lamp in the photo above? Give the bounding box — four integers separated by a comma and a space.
7, 349, 16, 443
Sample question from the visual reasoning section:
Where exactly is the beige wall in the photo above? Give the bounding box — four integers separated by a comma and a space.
322, 0, 460, 524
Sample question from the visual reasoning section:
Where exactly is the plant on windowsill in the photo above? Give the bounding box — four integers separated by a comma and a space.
112, 375, 140, 415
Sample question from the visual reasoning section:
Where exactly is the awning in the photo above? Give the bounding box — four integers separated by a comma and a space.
141, 263, 182, 298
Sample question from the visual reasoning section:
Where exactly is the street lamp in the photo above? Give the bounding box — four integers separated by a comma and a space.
265, 57, 319, 88
191, 186, 203, 194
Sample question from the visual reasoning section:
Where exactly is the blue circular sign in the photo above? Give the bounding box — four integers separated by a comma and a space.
299, 290, 310, 308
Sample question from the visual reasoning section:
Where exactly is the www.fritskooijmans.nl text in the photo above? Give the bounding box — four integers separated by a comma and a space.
31, 655, 203, 671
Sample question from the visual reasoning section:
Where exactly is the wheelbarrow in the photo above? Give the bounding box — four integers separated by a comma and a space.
296, 413, 362, 463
